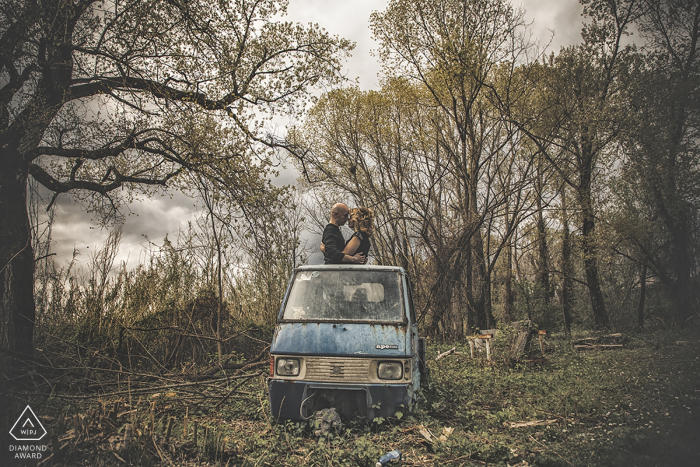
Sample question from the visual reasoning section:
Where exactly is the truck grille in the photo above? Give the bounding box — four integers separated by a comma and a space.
305, 357, 371, 383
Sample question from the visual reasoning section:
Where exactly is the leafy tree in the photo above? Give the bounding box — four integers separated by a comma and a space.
530, 0, 645, 328
614, 0, 700, 325
0, 0, 352, 362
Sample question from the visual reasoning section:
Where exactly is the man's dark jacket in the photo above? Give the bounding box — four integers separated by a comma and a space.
322, 223, 345, 264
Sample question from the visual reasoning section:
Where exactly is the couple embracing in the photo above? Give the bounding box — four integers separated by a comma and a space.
322, 203, 374, 264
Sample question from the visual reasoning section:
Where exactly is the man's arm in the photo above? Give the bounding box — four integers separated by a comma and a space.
321, 241, 366, 264
343, 252, 366, 263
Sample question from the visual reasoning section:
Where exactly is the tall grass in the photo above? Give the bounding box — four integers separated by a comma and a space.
33, 221, 296, 372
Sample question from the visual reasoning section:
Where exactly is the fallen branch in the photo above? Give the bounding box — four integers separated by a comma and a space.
214, 372, 262, 408
534, 410, 574, 422
574, 344, 623, 351
572, 333, 622, 345
505, 419, 558, 428
11, 372, 262, 400
435, 347, 456, 361
202, 344, 270, 377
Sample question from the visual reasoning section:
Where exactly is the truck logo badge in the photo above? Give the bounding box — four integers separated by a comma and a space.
376, 344, 399, 350
10, 406, 47, 441
330, 365, 343, 374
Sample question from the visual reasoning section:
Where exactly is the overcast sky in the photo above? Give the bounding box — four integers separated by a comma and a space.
47, 0, 585, 270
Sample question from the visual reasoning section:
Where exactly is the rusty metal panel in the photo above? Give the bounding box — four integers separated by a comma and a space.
305, 356, 371, 382
273, 355, 411, 384
272, 322, 408, 357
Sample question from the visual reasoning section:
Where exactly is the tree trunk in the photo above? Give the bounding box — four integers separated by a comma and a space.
670, 218, 693, 326
637, 263, 646, 328
582, 213, 608, 328
535, 164, 551, 301
463, 236, 476, 333
560, 187, 573, 336
485, 266, 494, 329
448, 289, 464, 339
472, 230, 493, 330
214, 225, 223, 365
536, 211, 551, 299
468, 163, 493, 329
578, 169, 608, 328
0, 157, 35, 367
503, 238, 514, 323
427, 248, 461, 338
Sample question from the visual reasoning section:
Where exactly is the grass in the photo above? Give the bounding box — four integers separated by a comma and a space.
423, 329, 700, 466
4, 326, 700, 466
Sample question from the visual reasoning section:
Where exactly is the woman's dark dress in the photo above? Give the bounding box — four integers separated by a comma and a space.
350, 231, 371, 258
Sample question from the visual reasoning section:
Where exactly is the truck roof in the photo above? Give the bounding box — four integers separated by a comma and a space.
296, 264, 406, 273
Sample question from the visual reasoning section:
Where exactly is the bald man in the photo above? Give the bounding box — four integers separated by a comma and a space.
322, 203, 366, 264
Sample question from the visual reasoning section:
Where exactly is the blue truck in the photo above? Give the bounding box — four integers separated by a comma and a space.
268, 265, 427, 421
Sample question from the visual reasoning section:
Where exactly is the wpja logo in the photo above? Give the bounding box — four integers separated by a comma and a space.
10, 406, 47, 441
7, 405, 49, 461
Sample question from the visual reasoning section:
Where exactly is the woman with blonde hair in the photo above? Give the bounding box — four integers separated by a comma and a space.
344, 207, 374, 259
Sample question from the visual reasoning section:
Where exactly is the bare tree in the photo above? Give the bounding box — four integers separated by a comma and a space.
369, 0, 538, 332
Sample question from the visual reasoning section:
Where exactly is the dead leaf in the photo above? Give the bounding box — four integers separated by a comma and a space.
418, 425, 433, 443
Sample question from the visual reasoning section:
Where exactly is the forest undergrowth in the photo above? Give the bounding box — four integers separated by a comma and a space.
2, 326, 699, 467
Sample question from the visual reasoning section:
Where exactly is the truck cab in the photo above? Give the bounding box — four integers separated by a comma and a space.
268, 265, 425, 421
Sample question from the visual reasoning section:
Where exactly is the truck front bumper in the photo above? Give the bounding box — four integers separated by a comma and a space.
268, 379, 413, 421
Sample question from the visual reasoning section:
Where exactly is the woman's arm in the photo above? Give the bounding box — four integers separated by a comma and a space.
342, 236, 360, 255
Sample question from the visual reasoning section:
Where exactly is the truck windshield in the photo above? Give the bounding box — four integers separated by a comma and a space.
282, 270, 404, 322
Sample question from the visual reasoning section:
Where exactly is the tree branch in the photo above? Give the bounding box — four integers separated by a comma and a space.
69, 76, 238, 109
29, 132, 137, 160
28, 162, 181, 195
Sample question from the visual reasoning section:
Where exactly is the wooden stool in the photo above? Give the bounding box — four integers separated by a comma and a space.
467, 334, 493, 361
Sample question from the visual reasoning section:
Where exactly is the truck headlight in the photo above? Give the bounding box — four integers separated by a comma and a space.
377, 361, 403, 380
276, 358, 300, 376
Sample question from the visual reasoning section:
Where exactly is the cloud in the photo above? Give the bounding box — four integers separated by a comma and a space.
50, 190, 199, 271
518, 0, 583, 52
